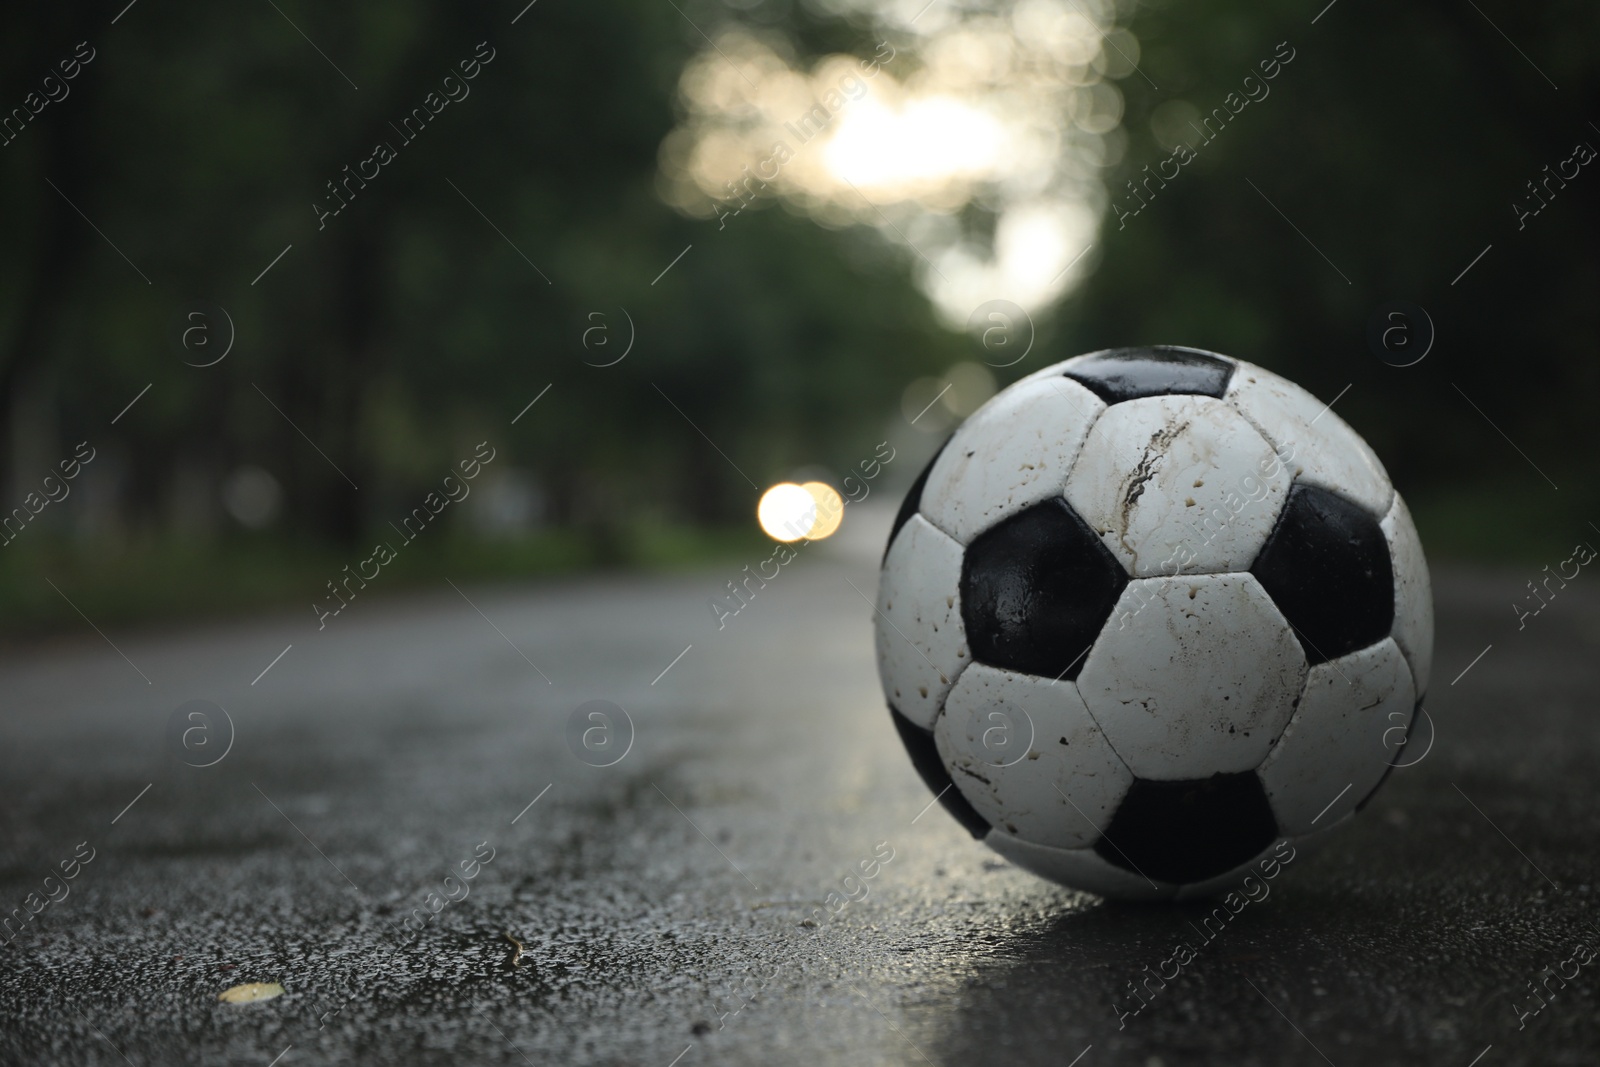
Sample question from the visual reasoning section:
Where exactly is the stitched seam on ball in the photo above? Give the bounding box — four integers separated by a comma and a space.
1382, 493, 1429, 694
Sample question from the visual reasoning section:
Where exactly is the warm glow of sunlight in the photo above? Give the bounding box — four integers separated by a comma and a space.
823, 97, 1007, 194
657, 0, 1136, 325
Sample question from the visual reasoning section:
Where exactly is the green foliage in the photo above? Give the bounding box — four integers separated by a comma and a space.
1060, 0, 1600, 527
0, 523, 770, 639
0, 0, 963, 561
3, 0, 1595, 636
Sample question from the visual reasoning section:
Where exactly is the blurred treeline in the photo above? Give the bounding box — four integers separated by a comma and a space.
1078, 0, 1600, 559
0, 3, 960, 570
2, 0, 1597, 630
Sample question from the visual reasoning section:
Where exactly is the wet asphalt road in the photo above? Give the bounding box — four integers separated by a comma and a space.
1, 507, 1598, 1066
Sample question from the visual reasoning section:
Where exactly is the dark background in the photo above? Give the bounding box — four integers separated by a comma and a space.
2, 0, 1596, 632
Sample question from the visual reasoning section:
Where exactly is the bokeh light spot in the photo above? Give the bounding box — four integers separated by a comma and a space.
801, 481, 845, 540
759, 482, 820, 541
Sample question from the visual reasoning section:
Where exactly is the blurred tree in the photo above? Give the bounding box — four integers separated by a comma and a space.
1, 0, 1595, 574
0, 6, 105, 507
0, 0, 962, 554
1064, 0, 1600, 524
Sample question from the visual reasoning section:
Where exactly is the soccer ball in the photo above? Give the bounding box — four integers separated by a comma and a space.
876, 346, 1432, 900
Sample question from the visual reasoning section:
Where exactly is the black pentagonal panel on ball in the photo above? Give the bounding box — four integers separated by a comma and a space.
883, 437, 949, 564
1096, 773, 1279, 884
1063, 346, 1235, 405
888, 704, 992, 839
1252, 482, 1393, 664
960, 498, 1128, 681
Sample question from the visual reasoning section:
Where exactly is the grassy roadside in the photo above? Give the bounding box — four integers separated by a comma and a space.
0, 524, 770, 642
1407, 478, 1599, 566
1, 479, 1590, 642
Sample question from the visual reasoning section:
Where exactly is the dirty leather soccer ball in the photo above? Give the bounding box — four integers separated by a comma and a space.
876, 346, 1433, 900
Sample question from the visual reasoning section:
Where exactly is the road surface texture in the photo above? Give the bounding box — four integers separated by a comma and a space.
1, 506, 1597, 1066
